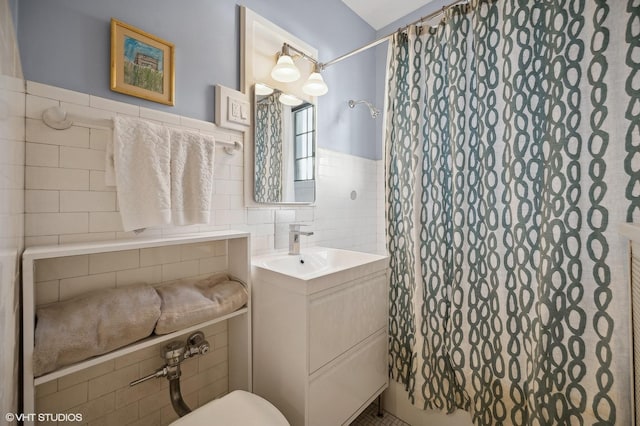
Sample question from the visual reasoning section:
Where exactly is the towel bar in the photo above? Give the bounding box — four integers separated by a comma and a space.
42, 106, 243, 155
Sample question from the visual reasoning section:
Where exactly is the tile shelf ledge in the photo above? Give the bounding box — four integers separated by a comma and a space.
22, 230, 250, 259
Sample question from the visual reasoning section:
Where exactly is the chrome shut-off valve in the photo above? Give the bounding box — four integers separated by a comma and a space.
185, 331, 210, 358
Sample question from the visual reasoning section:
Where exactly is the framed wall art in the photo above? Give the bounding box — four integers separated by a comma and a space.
110, 18, 175, 105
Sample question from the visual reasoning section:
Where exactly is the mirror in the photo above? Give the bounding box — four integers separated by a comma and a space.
253, 84, 316, 204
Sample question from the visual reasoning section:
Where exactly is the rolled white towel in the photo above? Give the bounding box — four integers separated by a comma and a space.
154, 274, 248, 335
33, 284, 161, 376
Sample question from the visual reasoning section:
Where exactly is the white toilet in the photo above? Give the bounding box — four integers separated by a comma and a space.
170, 390, 290, 425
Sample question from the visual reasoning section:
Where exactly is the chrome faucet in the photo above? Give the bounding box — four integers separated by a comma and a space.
289, 224, 313, 255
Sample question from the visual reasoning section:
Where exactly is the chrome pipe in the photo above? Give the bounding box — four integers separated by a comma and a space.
320, 37, 390, 70
169, 378, 192, 417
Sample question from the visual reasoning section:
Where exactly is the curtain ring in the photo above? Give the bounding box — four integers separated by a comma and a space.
441, 6, 448, 24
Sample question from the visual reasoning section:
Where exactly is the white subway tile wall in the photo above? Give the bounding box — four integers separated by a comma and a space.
34, 241, 227, 305
23, 82, 385, 256
314, 149, 382, 253
23, 81, 385, 425
0, 0, 26, 425
0, 0, 24, 420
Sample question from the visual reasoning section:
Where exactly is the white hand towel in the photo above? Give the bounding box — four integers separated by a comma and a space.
105, 126, 116, 187
169, 128, 215, 225
113, 116, 172, 231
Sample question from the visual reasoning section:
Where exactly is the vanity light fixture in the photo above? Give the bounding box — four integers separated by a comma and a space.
302, 66, 328, 97
270, 45, 301, 83
269, 1, 471, 99
278, 93, 303, 106
270, 43, 328, 97
255, 83, 274, 96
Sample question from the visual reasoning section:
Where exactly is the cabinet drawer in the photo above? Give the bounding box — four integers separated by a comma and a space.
309, 273, 387, 372
308, 330, 387, 426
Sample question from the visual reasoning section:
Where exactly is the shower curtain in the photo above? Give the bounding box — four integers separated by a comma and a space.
255, 94, 283, 203
385, 1, 638, 424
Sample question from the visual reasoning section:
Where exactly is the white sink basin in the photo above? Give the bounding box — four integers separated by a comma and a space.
252, 247, 387, 283
257, 251, 329, 277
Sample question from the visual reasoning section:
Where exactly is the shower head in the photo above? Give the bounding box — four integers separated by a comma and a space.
348, 100, 380, 119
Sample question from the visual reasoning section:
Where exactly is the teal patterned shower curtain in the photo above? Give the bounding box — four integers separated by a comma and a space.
385, 1, 638, 424
255, 94, 283, 203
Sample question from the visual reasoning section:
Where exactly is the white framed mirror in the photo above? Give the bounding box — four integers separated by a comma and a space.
241, 7, 319, 207
253, 84, 316, 204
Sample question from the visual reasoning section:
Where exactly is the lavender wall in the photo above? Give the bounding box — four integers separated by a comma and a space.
16, 0, 380, 159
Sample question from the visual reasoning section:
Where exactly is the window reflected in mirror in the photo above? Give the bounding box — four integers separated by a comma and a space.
254, 84, 316, 204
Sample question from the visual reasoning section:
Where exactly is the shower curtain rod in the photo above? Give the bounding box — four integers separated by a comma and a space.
320, 0, 468, 70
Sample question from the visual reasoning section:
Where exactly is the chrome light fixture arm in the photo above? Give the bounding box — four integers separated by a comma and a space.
272, 43, 329, 96
281, 43, 320, 69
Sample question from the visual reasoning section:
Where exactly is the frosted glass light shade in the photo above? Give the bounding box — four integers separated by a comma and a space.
255, 83, 274, 96
278, 93, 303, 106
302, 72, 328, 96
271, 55, 300, 83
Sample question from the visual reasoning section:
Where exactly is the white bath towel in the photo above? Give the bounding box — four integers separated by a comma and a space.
113, 116, 172, 231
105, 127, 116, 186
169, 128, 215, 225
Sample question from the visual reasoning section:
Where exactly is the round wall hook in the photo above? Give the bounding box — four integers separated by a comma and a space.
42, 106, 73, 130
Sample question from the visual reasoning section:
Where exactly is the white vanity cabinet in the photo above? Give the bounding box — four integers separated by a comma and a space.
252, 249, 388, 426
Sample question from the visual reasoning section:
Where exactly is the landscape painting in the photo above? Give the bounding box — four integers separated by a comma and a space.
110, 19, 175, 105
123, 36, 164, 94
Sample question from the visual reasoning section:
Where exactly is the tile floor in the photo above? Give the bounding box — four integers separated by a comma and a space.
351, 402, 411, 426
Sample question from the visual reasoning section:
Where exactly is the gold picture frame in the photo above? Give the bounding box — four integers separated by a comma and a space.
110, 18, 175, 105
